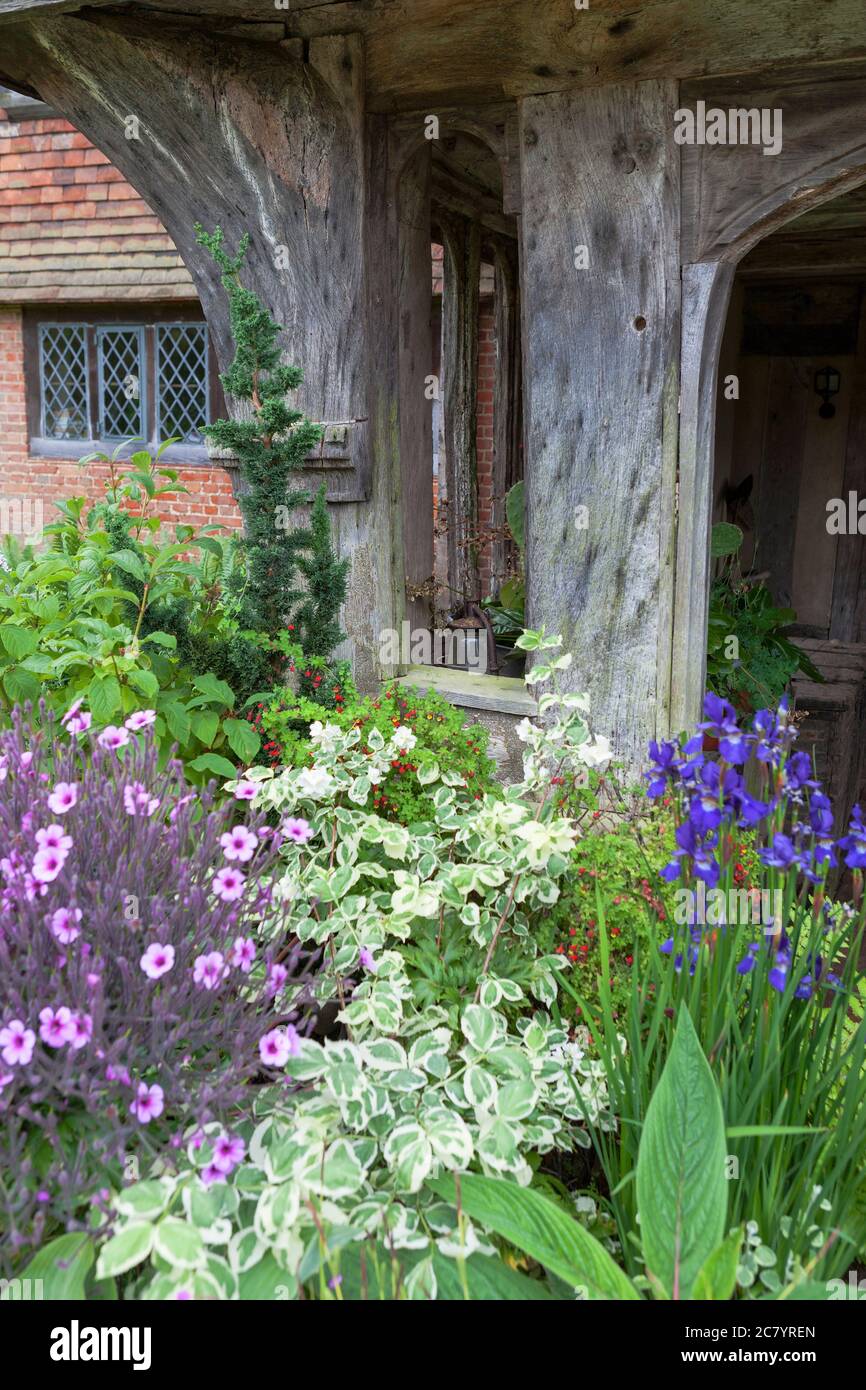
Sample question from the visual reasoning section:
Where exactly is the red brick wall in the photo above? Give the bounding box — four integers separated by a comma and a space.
0, 305, 242, 537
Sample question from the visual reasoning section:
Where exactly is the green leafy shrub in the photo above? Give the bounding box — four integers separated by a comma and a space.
254, 680, 496, 823
707, 521, 822, 711
0, 448, 262, 777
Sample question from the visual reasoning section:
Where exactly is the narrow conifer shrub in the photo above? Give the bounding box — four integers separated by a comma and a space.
195, 225, 348, 695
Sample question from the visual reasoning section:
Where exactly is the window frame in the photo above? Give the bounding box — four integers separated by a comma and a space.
95, 323, 147, 442
23, 304, 223, 464
37, 321, 92, 443
154, 320, 210, 446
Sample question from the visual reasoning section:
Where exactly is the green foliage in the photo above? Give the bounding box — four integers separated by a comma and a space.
566, 881, 866, 1291
544, 790, 677, 1020
195, 225, 347, 676
0, 447, 259, 777
635, 1008, 727, 1298
257, 680, 496, 823
707, 521, 823, 711
421, 1014, 832, 1301
483, 480, 525, 647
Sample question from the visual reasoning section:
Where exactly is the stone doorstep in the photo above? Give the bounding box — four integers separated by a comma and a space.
395, 663, 537, 718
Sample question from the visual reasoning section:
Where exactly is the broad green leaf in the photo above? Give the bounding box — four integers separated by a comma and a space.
153, 1217, 205, 1270
127, 668, 159, 700
429, 1173, 637, 1300
193, 672, 235, 707
238, 1252, 293, 1301
0, 625, 38, 659
3, 667, 41, 705
636, 1008, 727, 1299
189, 752, 238, 780
224, 717, 260, 762
335, 1241, 554, 1301
18, 1234, 94, 1300
95, 1222, 154, 1279
88, 673, 122, 722
710, 522, 743, 558
693, 1227, 743, 1301
162, 699, 191, 746
110, 548, 149, 583
191, 709, 220, 747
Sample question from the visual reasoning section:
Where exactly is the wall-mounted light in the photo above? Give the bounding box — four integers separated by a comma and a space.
814, 365, 841, 419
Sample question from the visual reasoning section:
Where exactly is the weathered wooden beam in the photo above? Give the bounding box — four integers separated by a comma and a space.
670, 262, 734, 737
441, 211, 481, 608
490, 241, 521, 589
830, 297, 866, 644
397, 144, 435, 631
6, 1, 866, 113
0, 12, 413, 685
681, 63, 866, 263
519, 78, 681, 767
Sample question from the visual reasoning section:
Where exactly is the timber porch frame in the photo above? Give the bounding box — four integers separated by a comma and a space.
3, 1, 866, 767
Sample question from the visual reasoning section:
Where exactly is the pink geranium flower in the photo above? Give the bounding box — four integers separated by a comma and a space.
229, 936, 256, 973
32, 847, 66, 884
125, 710, 156, 732
220, 825, 259, 863
211, 1132, 245, 1174
36, 825, 73, 855
130, 1082, 164, 1124
212, 866, 245, 902
140, 942, 175, 980
0, 1019, 36, 1066
62, 702, 92, 735
258, 1027, 298, 1067
47, 782, 78, 815
266, 961, 288, 997
97, 725, 129, 750
123, 782, 160, 818
283, 816, 313, 845
48, 906, 82, 945
68, 1012, 93, 1051
192, 951, 228, 991
38, 1006, 75, 1047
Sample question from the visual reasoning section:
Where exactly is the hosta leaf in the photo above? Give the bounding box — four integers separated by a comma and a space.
430, 1173, 637, 1300
19, 1234, 95, 1300
693, 1227, 743, 1301
636, 1008, 727, 1299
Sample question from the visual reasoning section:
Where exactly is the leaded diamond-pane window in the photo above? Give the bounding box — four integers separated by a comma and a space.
156, 324, 209, 443
97, 326, 145, 439
39, 325, 90, 439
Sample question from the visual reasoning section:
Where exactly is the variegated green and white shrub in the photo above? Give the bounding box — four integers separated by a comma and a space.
92, 629, 623, 1299
96, 1011, 617, 1299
